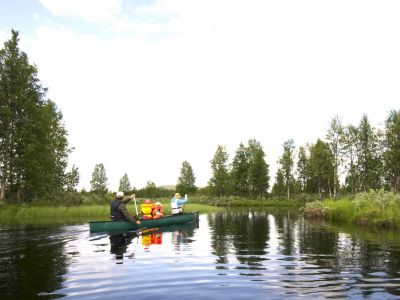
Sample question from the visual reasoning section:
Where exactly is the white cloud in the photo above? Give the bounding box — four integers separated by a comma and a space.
17, 0, 400, 190
39, 0, 123, 23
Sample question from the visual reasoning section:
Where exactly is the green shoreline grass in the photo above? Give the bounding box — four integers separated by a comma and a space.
302, 190, 400, 229
0, 203, 226, 225
324, 199, 400, 228
4, 191, 400, 229
3, 192, 400, 229
0, 196, 298, 225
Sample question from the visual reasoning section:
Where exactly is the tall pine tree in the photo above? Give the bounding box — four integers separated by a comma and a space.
230, 143, 249, 197
384, 110, 400, 192
208, 145, 230, 197
0, 30, 70, 202
247, 139, 269, 199
308, 139, 334, 199
90, 163, 108, 194
356, 115, 383, 191
278, 139, 295, 199
176, 160, 197, 194
118, 173, 132, 194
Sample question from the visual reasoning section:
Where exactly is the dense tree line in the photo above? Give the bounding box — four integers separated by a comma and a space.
271, 112, 400, 199
88, 110, 400, 202
207, 139, 270, 199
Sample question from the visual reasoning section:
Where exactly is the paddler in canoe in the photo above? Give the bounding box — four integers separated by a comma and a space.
171, 193, 187, 215
110, 191, 140, 224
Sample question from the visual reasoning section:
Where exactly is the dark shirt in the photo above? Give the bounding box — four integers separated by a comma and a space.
110, 198, 136, 222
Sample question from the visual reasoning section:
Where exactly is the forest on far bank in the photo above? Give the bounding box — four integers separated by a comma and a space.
1, 30, 400, 206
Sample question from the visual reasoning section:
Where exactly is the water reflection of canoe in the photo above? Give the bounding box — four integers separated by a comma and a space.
151, 221, 198, 233
89, 211, 199, 233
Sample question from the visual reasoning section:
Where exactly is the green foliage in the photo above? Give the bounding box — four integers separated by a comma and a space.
294, 193, 320, 204
178, 195, 295, 207
208, 145, 230, 197
118, 173, 132, 194
352, 189, 400, 210
176, 160, 197, 194
64, 165, 79, 192
355, 115, 383, 191
135, 185, 171, 198
383, 110, 400, 192
247, 139, 270, 199
143, 180, 157, 198
342, 116, 384, 194
0, 29, 70, 203
278, 139, 295, 199
0, 204, 109, 224
343, 125, 359, 194
322, 199, 355, 222
79, 190, 119, 205
90, 163, 108, 194
296, 146, 308, 193
307, 139, 334, 198
326, 116, 345, 199
230, 143, 249, 197
271, 168, 285, 197
303, 191, 400, 228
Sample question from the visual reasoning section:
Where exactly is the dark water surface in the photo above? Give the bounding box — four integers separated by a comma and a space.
1, 209, 400, 299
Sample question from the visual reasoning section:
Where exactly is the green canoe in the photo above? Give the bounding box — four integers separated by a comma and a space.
89, 211, 199, 233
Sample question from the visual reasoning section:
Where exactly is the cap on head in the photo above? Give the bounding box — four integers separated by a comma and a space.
116, 191, 124, 199
155, 202, 162, 206
174, 193, 181, 198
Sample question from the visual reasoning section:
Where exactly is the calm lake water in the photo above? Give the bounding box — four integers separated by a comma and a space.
1, 208, 400, 299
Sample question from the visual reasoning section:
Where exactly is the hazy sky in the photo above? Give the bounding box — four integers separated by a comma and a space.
1, 0, 399, 191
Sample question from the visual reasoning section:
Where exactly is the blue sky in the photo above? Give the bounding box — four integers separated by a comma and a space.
1, 0, 400, 191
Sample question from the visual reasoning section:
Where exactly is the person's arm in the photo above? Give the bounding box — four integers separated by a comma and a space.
179, 194, 188, 205
119, 203, 139, 223
122, 195, 132, 204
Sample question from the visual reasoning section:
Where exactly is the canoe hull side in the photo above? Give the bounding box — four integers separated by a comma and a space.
89, 212, 199, 233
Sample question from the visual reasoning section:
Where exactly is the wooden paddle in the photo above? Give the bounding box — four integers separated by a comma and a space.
132, 194, 138, 216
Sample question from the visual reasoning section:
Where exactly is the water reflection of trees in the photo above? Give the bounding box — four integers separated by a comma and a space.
0, 228, 68, 299
208, 210, 269, 265
295, 220, 400, 297
208, 209, 400, 297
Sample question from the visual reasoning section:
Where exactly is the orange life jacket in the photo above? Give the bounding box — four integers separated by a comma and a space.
152, 203, 164, 219
151, 233, 163, 244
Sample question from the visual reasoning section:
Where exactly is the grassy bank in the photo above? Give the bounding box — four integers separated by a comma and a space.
302, 190, 400, 228
0, 196, 299, 225
0, 203, 225, 225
